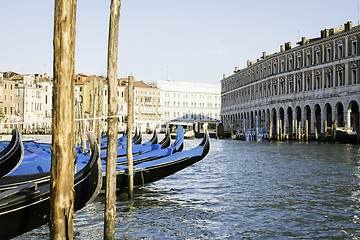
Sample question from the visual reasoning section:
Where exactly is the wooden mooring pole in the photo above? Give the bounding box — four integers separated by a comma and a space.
104, 0, 121, 239
127, 76, 134, 198
97, 80, 104, 151
50, 0, 77, 238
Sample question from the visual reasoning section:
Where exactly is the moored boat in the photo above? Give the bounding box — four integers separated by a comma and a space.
0, 126, 24, 177
0, 133, 102, 239
106, 128, 210, 193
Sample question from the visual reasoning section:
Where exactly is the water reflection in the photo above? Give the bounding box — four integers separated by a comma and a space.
15, 139, 360, 239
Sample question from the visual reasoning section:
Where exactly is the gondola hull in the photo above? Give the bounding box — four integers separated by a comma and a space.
0, 134, 102, 239
111, 130, 209, 193
0, 126, 24, 177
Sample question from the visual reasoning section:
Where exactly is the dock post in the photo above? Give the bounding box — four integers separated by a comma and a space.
255, 117, 258, 141
50, 0, 76, 238
276, 119, 280, 141
332, 120, 337, 141
298, 121, 302, 141
269, 121, 273, 141
314, 122, 318, 140
104, 0, 121, 239
97, 80, 104, 151
127, 76, 135, 198
242, 118, 246, 140
80, 102, 86, 153
305, 120, 309, 142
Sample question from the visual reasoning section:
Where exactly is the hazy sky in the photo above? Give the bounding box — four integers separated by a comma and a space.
1, 0, 360, 84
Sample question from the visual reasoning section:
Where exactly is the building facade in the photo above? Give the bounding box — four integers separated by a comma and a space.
0, 77, 16, 133
12, 73, 53, 133
123, 78, 161, 132
221, 21, 360, 137
147, 80, 221, 125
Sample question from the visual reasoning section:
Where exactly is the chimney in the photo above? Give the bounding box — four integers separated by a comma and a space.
223, 74, 226, 79
321, 29, 330, 38
285, 42, 291, 51
345, 21, 353, 31
262, 52, 266, 59
301, 37, 306, 45
234, 67, 238, 72
280, 45, 284, 52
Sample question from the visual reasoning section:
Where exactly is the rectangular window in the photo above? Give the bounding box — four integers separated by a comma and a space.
297, 56, 301, 69
316, 51, 320, 64
338, 45, 343, 58
306, 78, 311, 90
326, 74, 332, 88
338, 71, 343, 86
352, 41, 357, 55
316, 76, 321, 89
306, 54, 310, 66
288, 59, 293, 71
352, 69, 357, 84
326, 48, 331, 61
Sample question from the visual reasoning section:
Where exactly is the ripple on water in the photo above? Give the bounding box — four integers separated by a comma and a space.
15, 138, 360, 239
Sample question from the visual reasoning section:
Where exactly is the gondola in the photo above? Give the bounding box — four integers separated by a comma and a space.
100, 127, 143, 149
158, 127, 171, 148
76, 127, 185, 194
0, 133, 102, 239
0, 126, 24, 177
105, 128, 210, 193
99, 128, 175, 159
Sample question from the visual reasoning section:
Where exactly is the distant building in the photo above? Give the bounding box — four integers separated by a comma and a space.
122, 78, 161, 132
0, 74, 16, 133
221, 21, 360, 138
12, 73, 53, 133
147, 80, 221, 125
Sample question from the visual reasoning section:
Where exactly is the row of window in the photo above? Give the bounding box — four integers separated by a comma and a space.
163, 101, 219, 108
163, 111, 219, 120
222, 34, 359, 92
164, 92, 219, 100
222, 64, 359, 107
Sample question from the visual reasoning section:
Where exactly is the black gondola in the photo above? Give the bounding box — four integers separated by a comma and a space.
0, 133, 102, 239
159, 128, 171, 148
0, 126, 24, 177
112, 129, 210, 193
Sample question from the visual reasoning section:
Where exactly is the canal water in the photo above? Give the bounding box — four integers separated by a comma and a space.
16, 137, 360, 239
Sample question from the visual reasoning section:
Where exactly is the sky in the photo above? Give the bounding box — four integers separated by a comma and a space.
1, 0, 360, 84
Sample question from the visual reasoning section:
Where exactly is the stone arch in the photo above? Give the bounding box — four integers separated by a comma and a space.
304, 105, 311, 134
324, 103, 332, 132
262, 109, 266, 128
314, 104, 322, 134
295, 106, 302, 122
335, 102, 344, 127
279, 107, 285, 133
258, 110, 262, 128
348, 100, 359, 133
266, 109, 271, 129
287, 106, 293, 134
271, 108, 277, 129
250, 111, 254, 128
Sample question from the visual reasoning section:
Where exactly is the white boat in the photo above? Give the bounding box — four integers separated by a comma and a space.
167, 121, 195, 139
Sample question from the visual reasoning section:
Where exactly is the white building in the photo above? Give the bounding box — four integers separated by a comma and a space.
14, 74, 53, 133
147, 80, 221, 124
